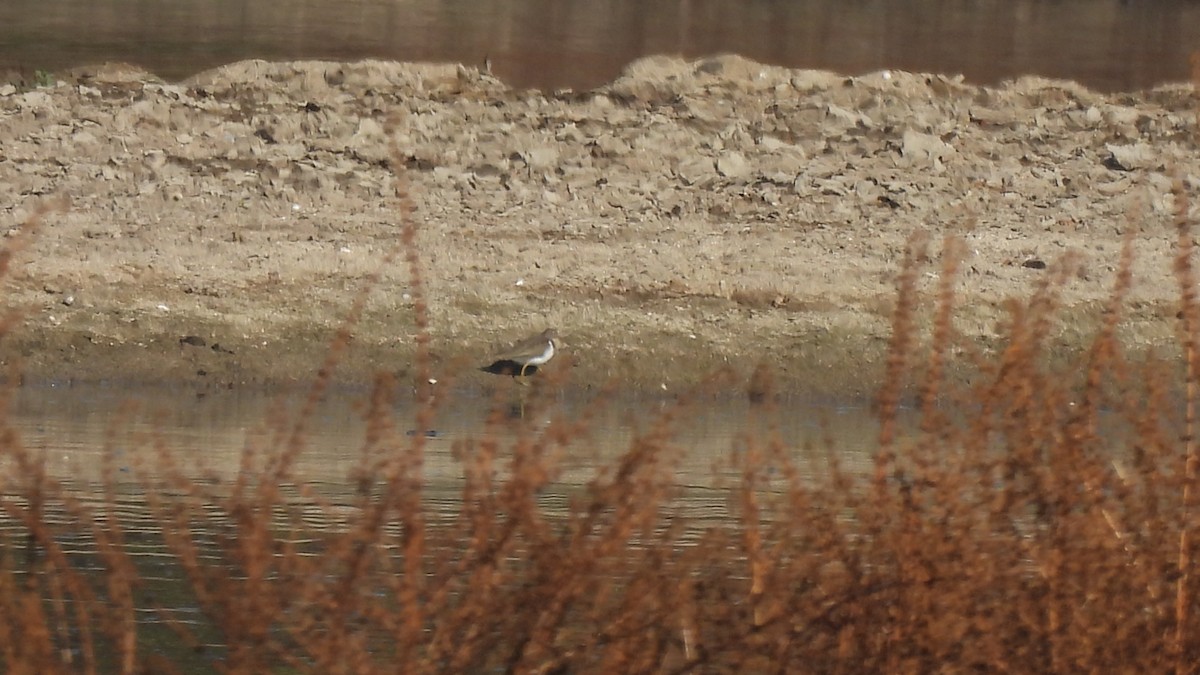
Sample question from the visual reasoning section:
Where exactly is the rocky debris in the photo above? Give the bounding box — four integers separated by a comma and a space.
4, 56, 1193, 241
1104, 142, 1160, 172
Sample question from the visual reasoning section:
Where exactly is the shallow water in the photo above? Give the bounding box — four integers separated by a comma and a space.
8, 381, 878, 490
0, 0, 1195, 93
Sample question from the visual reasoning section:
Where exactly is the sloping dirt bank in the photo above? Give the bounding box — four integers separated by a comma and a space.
0, 56, 1194, 397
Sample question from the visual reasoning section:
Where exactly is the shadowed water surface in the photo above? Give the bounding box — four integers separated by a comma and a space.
0, 0, 1196, 92
9, 381, 878, 490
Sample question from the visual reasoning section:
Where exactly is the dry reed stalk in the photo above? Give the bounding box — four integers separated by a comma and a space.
136, 427, 221, 660
0, 200, 68, 412
1173, 172, 1199, 671
1002, 256, 1077, 671
4, 455, 102, 673
917, 235, 964, 435
1069, 236, 1138, 554
1192, 51, 1200, 145
1173, 55, 1200, 672
267, 225, 403, 486
876, 232, 929, 465
371, 135, 430, 665
868, 232, 935, 670
883, 235, 968, 671
94, 405, 142, 675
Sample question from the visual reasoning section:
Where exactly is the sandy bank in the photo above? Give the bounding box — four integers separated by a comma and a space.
0, 56, 1194, 397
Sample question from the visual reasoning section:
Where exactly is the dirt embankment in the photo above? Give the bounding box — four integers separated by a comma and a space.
0, 56, 1195, 397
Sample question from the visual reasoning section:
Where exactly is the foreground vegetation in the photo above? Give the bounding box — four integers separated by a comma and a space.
3, 172, 1200, 673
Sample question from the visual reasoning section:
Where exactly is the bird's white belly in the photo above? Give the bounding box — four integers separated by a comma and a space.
524, 341, 555, 366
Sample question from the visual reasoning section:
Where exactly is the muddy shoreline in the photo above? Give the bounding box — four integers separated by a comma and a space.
0, 56, 1194, 397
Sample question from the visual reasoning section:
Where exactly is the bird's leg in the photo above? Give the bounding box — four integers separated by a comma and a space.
513, 363, 529, 386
